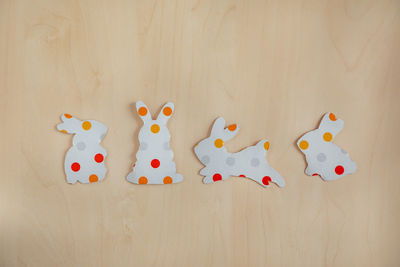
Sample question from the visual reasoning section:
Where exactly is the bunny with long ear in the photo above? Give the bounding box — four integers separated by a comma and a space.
194, 117, 285, 188
297, 112, 357, 181
57, 114, 108, 184
127, 101, 183, 185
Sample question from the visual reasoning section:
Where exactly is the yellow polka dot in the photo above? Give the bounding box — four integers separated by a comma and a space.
82, 121, 92, 131
151, 124, 160, 133
299, 140, 309, 150
323, 132, 332, 142
61, 130, 67, 133
138, 176, 148, 184
214, 138, 224, 148
264, 141, 270, 151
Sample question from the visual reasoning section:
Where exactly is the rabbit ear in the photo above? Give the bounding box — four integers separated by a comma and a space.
136, 101, 151, 123
222, 123, 239, 141
318, 112, 344, 138
210, 117, 226, 136
156, 102, 174, 125
57, 114, 81, 134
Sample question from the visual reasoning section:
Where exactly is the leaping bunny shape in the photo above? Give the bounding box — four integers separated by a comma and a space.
194, 117, 285, 188
297, 112, 357, 181
57, 114, 107, 184
127, 101, 183, 185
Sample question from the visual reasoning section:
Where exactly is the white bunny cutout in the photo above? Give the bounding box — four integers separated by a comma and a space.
194, 117, 285, 188
127, 101, 183, 185
297, 112, 357, 181
57, 114, 107, 184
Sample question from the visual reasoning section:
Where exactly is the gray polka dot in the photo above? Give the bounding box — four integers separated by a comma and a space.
201, 155, 210, 165
140, 142, 148, 151
251, 158, 260, 167
77, 142, 86, 151
164, 142, 170, 150
100, 133, 105, 140
317, 153, 327, 162
226, 157, 235, 166
341, 148, 347, 154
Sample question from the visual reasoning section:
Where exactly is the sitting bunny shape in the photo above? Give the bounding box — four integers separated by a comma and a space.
194, 117, 285, 188
57, 114, 107, 184
297, 112, 357, 181
127, 101, 183, 185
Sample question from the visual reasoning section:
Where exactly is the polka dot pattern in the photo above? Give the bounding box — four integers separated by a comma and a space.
335, 165, 344, 175
329, 113, 337, 121
94, 153, 104, 163
251, 158, 260, 167
139, 176, 148, 184
201, 155, 210, 165
64, 114, 72, 119
323, 132, 332, 142
77, 142, 86, 151
262, 176, 271, 185
317, 153, 326, 162
163, 176, 172, 184
226, 157, 235, 166
163, 107, 172, 116
151, 124, 160, 133
299, 140, 309, 150
82, 121, 92, 131
71, 162, 80, 172
213, 173, 222, 182
151, 159, 160, 168
214, 138, 224, 148
264, 141, 270, 151
138, 107, 147, 116
227, 124, 237, 131
89, 174, 98, 183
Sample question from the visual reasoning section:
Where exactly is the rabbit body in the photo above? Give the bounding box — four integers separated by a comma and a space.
57, 114, 108, 184
195, 117, 285, 188
297, 113, 357, 181
127, 101, 183, 185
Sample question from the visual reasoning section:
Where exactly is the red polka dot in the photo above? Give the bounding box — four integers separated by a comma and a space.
239, 174, 246, 177
94, 153, 104, 163
213, 173, 222, 181
71, 162, 80, 172
262, 176, 271, 185
312, 173, 319, 176
335, 165, 344, 175
151, 159, 160, 168
132, 163, 135, 167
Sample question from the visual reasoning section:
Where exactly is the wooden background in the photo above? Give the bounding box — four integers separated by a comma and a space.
1, 0, 399, 266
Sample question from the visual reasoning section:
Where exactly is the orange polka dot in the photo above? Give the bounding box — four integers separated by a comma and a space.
264, 141, 270, 151
138, 176, 148, 184
138, 107, 147, 116
329, 113, 337, 121
214, 138, 224, 148
61, 130, 67, 133
163, 176, 172, 184
82, 121, 92, 131
89, 174, 98, 183
323, 132, 332, 142
299, 140, 309, 150
64, 114, 72, 119
163, 107, 172, 116
151, 124, 160, 133
227, 124, 237, 131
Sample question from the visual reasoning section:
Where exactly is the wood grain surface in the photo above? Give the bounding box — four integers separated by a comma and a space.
1, 0, 399, 266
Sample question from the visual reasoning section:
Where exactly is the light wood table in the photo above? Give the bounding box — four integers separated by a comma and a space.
1, 0, 399, 266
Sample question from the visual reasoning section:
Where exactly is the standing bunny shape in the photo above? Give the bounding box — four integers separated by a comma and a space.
194, 117, 285, 188
57, 114, 107, 184
127, 101, 183, 185
297, 112, 357, 181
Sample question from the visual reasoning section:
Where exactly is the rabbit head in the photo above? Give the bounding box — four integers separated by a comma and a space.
57, 114, 107, 143
194, 117, 239, 164
136, 101, 175, 143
